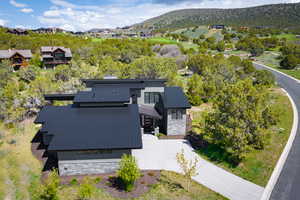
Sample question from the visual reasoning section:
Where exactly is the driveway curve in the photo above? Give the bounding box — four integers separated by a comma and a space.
254, 63, 300, 200
133, 134, 264, 200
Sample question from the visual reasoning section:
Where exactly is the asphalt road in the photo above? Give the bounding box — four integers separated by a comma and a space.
254, 63, 300, 200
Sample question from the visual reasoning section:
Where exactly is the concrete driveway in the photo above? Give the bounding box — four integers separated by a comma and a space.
133, 134, 264, 200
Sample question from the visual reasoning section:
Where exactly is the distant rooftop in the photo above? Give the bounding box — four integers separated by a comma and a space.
0, 49, 32, 59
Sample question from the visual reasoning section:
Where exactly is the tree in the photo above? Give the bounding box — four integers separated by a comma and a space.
199, 34, 205, 40
117, 154, 141, 192
186, 74, 204, 106
249, 41, 264, 57
280, 54, 299, 69
216, 41, 225, 52
202, 79, 277, 163
206, 36, 216, 44
176, 149, 199, 192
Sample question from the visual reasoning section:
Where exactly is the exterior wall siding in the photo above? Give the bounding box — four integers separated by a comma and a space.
167, 109, 187, 135
137, 87, 164, 106
58, 149, 131, 176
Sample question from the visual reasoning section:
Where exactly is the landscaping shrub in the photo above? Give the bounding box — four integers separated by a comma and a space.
117, 154, 141, 192
77, 177, 95, 200
39, 170, 60, 200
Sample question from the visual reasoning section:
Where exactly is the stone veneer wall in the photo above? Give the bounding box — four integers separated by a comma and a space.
58, 149, 131, 176
167, 109, 187, 135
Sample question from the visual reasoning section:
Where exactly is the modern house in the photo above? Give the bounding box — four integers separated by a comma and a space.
0, 49, 32, 70
210, 25, 225, 30
40, 46, 72, 68
34, 79, 191, 176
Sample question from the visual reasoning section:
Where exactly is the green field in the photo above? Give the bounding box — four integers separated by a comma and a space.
193, 89, 293, 186
91, 37, 106, 42
147, 37, 178, 44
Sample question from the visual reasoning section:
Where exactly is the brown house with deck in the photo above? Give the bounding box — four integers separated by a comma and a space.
41, 46, 72, 68
0, 49, 32, 70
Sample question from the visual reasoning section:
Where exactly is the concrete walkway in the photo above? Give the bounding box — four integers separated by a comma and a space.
133, 134, 264, 200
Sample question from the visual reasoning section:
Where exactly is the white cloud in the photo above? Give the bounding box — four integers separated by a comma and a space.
0, 19, 7, 26
20, 8, 33, 13
9, 0, 27, 8
39, 0, 300, 31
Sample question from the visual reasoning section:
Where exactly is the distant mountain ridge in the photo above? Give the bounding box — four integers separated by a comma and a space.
133, 2, 300, 30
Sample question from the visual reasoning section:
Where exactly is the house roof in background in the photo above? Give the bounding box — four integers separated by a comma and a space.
40, 46, 72, 58
162, 87, 191, 109
0, 49, 32, 59
35, 104, 142, 151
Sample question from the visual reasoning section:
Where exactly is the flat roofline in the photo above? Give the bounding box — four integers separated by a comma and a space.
82, 79, 167, 84
49, 145, 143, 151
44, 94, 75, 101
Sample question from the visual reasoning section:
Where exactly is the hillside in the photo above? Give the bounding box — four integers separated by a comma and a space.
133, 3, 300, 30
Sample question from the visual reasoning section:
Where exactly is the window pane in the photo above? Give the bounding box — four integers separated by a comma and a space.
144, 92, 149, 104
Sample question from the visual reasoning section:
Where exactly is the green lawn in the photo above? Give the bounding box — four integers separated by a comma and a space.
193, 89, 293, 186
147, 37, 178, 44
91, 37, 106, 42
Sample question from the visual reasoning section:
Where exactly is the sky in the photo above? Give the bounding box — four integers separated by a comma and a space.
0, 0, 299, 31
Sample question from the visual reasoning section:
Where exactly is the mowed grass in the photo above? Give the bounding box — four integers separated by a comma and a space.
0, 120, 42, 200
147, 37, 178, 44
194, 89, 293, 186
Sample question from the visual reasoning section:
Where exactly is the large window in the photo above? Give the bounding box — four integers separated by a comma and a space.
144, 92, 160, 104
171, 109, 183, 120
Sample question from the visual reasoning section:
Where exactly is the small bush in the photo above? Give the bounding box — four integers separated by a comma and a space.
117, 154, 141, 192
70, 178, 78, 185
39, 170, 60, 200
77, 177, 95, 200
94, 177, 102, 184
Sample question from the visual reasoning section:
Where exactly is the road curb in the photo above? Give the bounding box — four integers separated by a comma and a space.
260, 88, 298, 200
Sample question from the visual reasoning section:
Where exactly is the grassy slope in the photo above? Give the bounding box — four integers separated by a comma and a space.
0, 120, 41, 200
193, 89, 293, 186
0, 121, 225, 199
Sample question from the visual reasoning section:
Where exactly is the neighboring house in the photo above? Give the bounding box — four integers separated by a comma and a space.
0, 49, 32, 70
7, 28, 28, 35
210, 25, 225, 30
41, 46, 72, 68
35, 79, 191, 176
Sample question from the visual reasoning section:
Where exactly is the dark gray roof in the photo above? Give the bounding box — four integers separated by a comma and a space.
0, 49, 32, 59
35, 104, 142, 151
163, 87, 191, 109
41, 46, 72, 58
74, 87, 130, 103
44, 94, 75, 101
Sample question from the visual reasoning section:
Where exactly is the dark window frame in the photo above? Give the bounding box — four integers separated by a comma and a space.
171, 109, 183, 120
144, 92, 160, 104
